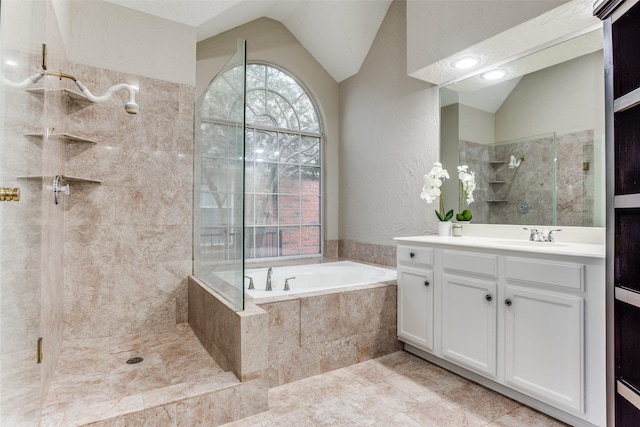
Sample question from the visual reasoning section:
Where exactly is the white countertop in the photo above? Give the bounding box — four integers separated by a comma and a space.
394, 235, 605, 259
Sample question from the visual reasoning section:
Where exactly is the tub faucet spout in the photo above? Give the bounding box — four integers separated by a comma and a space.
265, 268, 273, 291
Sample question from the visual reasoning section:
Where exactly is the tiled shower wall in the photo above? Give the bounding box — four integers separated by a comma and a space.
460, 129, 595, 226
62, 64, 194, 340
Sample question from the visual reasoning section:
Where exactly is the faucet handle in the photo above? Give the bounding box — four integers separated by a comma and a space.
284, 277, 296, 291
244, 276, 254, 290
547, 229, 562, 242
523, 227, 540, 241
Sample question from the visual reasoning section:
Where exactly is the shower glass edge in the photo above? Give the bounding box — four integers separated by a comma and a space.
193, 39, 246, 311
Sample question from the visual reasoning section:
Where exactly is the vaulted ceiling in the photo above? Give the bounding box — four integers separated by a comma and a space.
103, 0, 393, 82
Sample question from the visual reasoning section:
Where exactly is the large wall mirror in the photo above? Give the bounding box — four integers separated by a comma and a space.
440, 29, 605, 227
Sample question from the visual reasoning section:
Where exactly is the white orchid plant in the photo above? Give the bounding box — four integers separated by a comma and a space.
420, 161, 453, 222
420, 162, 476, 222
456, 165, 476, 222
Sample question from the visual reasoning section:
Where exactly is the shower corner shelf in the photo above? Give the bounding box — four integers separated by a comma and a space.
26, 87, 94, 104
486, 200, 509, 203
488, 160, 507, 165
17, 175, 102, 184
25, 132, 97, 144
488, 180, 507, 184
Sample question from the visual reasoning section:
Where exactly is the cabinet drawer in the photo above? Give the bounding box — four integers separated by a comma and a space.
506, 257, 584, 290
443, 250, 498, 278
397, 245, 433, 267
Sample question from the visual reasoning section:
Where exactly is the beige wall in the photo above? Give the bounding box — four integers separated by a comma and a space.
339, 0, 439, 243
196, 18, 340, 242
59, 0, 196, 85
406, 0, 568, 78
496, 51, 604, 141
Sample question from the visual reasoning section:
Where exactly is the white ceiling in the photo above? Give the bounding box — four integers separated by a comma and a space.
104, 0, 393, 82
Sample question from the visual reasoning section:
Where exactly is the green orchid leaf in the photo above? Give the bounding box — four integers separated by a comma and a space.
443, 209, 454, 221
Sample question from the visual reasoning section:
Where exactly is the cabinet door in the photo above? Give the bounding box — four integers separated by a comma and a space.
441, 274, 497, 377
397, 267, 434, 351
504, 285, 584, 412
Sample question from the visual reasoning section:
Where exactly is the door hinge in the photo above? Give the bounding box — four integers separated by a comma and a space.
36, 337, 43, 363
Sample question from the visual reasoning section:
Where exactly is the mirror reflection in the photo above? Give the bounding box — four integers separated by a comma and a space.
440, 29, 605, 227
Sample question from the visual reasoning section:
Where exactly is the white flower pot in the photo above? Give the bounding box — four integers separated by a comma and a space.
438, 221, 452, 237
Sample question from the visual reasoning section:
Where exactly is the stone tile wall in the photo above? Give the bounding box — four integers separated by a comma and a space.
258, 283, 401, 387
460, 129, 596, 226
338, 240, 396, 267
188, 276, 268, 381
62, 64, 194, 340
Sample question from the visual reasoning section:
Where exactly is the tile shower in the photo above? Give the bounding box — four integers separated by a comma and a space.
2, 39, 402, 427
460, 129, 596, 226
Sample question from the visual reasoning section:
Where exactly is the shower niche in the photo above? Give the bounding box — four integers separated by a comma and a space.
18, 87, 103, 187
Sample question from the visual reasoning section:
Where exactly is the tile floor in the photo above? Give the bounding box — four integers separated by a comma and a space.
223, 351, 568, 427
40, 323, 238, 426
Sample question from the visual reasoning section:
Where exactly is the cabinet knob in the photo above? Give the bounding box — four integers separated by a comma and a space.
410, 252, 415, 258
424, 280, 430, 286
504, 298, 512, 306
485, 294, 492, 302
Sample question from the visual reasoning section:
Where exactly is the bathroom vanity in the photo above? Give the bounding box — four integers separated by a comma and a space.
395, 231, 605, 427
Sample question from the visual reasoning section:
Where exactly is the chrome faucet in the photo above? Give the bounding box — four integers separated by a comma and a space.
523, 227, 562, 242
244, 276, 254, 290
265, 268, 273, 291
523, 227, 541, 241
543, 229, 562, 242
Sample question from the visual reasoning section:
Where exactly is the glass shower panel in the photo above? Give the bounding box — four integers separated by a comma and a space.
462, 133, 557, 225
0, 0, 47, 424
194, 39, 246, 311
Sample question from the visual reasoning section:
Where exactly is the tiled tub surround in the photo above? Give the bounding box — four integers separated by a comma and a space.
189, 262, 401, 390
255, 280, 401, 387
338, 239, 397, 267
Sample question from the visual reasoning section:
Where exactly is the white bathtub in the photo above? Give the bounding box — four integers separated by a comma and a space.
244, 261, 397, 299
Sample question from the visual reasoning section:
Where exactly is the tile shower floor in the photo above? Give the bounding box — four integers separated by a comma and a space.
41, 323, 238, 426
223, 351, 568, 427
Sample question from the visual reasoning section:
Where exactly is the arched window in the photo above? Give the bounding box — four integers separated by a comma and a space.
200, 63, 323, 259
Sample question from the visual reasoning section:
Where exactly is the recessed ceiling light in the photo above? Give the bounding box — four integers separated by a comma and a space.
5, 60, 18, 67
481, 69, 508, 81
452, 56, 480, 70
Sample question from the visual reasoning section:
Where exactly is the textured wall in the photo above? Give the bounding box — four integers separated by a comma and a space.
62, 63, 194, 340
339, 0, 439, 245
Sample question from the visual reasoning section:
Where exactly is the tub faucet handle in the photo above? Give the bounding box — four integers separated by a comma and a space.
244, 276, 254, 290
284, 277, 296, 291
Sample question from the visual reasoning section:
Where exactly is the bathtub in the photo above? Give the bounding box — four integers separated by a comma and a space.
244, 260, 397, 299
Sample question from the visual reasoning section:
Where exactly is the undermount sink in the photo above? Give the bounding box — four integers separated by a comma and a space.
493, 239, 569, 248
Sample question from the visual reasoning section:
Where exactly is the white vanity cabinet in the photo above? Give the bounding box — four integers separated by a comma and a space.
396, 245, 434, 351
504, 257, 586, 413
441, 251, 498, 378
504, 285, 584, 412
395, 236, 606, 427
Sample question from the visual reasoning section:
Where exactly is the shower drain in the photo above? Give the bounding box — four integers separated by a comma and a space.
126, 356, 144, 365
